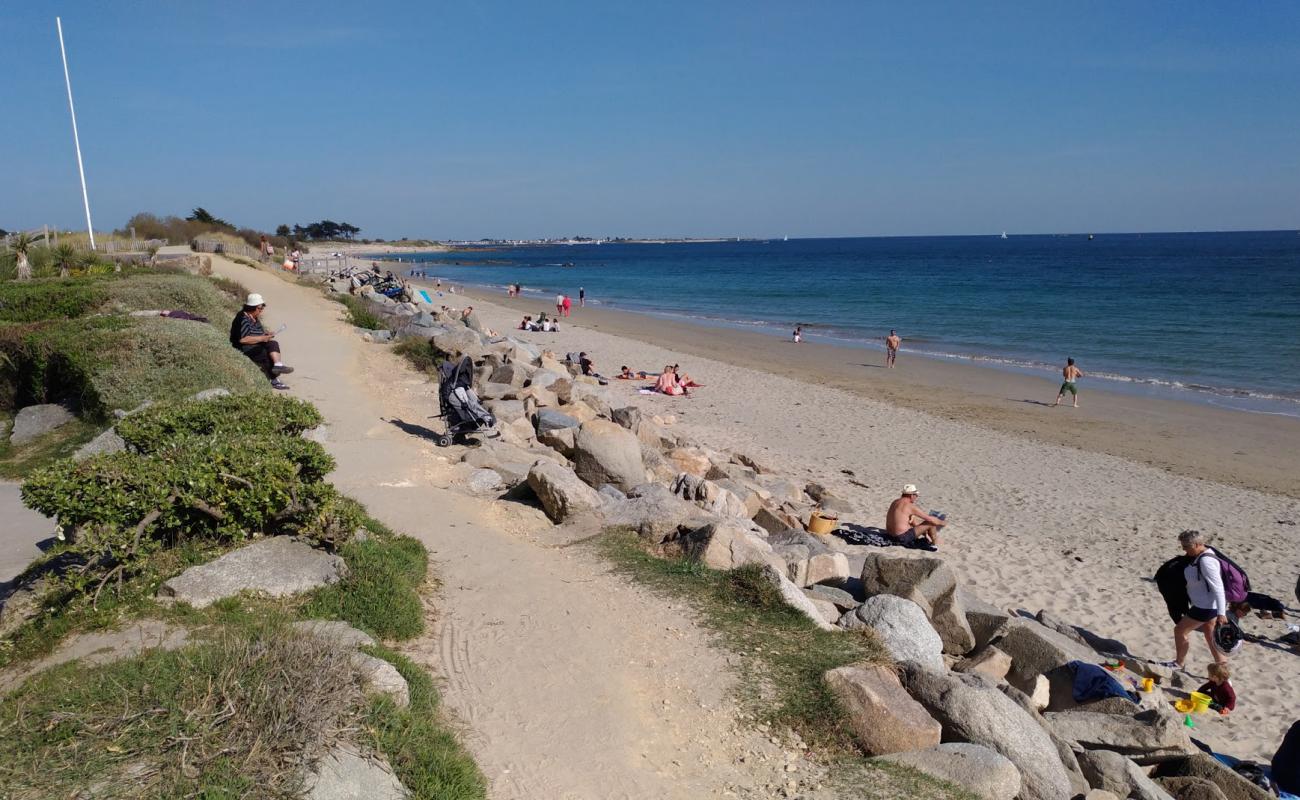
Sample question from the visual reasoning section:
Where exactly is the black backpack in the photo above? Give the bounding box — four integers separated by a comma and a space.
1154, 555, 1191, 623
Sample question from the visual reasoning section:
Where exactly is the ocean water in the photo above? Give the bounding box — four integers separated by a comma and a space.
391, 232, 1300, 415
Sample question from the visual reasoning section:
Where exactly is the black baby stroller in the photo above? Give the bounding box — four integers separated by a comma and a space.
435, 355, 496, 447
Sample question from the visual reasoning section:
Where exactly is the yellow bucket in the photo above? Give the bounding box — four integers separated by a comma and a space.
807, 509, 838, 536
1174, 699, 1194, 713
1141, 677, 1155, 693
1189, 691, 1213, 713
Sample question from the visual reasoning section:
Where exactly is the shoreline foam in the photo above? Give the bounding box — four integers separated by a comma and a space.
411, 273, 1300, 417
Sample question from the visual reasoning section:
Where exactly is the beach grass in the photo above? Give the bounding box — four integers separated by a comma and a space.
332, 294, 387, 330
0, 618, 365, 799
0, 416, 100, 479
0, 511, 483, 798
593, 529, 886, 754
301, 519, 430, 640
361, 645, 488, 800
393, 337, 438, 375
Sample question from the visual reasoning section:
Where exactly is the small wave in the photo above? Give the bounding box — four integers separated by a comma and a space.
406, 275, 1300, 409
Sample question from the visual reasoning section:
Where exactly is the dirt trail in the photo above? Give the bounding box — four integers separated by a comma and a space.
206, 259, 812, 799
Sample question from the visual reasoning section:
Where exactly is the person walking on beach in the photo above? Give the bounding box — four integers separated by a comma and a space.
579, 287, 586, 307
886, 484, 945, 550
556, 293, 565, 316
1167, 530, 1230, 670
1054, 358, 1083, 407
885, 330, 901, 368
793, 325, 803, 343
562, 294, 572, 317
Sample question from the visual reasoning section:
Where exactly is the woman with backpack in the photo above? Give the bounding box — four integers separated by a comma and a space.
1168, 530, 1230, 669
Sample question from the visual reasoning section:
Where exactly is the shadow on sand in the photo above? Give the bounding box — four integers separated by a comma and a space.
386, 417, 444, 443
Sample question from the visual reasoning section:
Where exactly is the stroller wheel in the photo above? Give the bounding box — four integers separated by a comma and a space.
437, 434, 453, 448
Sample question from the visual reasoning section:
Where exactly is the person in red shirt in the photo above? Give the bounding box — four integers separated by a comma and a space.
1197, 662, 1236, 714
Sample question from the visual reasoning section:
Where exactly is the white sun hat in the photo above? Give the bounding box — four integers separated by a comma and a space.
246, 293, 266, 307
902, 484, 919, 495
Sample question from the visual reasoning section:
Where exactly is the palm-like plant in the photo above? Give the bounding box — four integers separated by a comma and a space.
53, 243, 78, 277
11, 232, 34, 281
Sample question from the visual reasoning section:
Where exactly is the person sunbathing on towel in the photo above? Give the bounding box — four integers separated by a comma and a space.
885, 484, 944, 551
654, 365, 687, 396
672, 364, 702, 388
619, 366, 652, 380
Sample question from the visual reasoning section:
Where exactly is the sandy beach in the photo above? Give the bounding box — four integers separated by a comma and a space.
433, 282, 1300, 763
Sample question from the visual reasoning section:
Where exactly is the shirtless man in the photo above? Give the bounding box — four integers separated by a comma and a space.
886, 484, 946, 549
885, 330, 901, 368
1054, 357, 1083, 408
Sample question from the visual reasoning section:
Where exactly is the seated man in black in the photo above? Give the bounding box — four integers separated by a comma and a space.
229, 293, 293, 389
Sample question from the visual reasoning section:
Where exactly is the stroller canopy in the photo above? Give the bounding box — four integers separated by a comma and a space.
438, 356, 475, 397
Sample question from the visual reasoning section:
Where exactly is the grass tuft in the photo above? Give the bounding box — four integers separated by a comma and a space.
332, 294, 387, 330
393, 337, 438, 375
301, 520, 428, 641
363, 645, 487, 800
593, 529, 885, 755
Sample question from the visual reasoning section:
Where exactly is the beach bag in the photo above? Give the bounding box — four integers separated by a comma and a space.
1197, 548, 1251, 605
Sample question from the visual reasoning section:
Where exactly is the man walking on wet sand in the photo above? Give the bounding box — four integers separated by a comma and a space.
885, 330, 901, 368
1055, 357, 1083, 407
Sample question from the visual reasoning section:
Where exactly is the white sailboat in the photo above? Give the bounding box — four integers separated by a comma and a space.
783, 235, 789, 242
1000, 231, 1008, 239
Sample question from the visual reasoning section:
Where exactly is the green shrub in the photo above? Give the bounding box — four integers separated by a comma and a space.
117, 393, 322, 453
0, 280, 107, 322
20, 435, 360, 601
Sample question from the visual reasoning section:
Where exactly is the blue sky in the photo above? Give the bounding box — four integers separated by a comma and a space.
3, 1, 1298, 239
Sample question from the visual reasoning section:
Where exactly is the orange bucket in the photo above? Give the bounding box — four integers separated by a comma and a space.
807, 509, 838, 536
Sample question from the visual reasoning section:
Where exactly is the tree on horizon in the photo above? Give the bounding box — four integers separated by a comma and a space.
186, 207, 233, 229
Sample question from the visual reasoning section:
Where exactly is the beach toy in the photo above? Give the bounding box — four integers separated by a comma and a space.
1103, 659, 1125, 671
1189, 691, 1213, 713
806, 509, 838, 537
1174, 699, 1194, 713
1184, 714, 1195, 729
1141, 677, 1155, 693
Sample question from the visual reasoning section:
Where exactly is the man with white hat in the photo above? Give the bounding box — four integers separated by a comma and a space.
229, 293, 294, 390
885, 483, 946, 550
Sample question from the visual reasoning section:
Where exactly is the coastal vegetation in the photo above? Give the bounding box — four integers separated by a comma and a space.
1, 263, 484, 798
0, 270, 264, 427
332, 292, 387, 329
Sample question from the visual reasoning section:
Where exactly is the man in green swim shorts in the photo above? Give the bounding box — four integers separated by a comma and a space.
1054, 357, 1083, 408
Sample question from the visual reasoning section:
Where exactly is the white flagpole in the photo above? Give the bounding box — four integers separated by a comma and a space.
56, 17, 95, 250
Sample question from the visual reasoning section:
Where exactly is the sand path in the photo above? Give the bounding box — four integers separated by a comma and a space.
0, 481, 54, 586
203, 257, 814, 799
